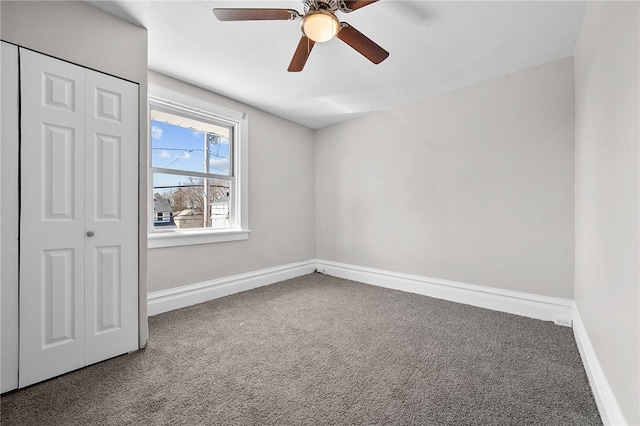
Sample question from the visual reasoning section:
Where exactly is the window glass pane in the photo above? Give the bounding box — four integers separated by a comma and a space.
151, 109, 232, 176
209, 179, 231, 229
152, 172, 231, 231
207, 132, 232, 177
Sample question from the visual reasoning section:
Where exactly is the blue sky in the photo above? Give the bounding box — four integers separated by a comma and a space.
151, 120, 231, 195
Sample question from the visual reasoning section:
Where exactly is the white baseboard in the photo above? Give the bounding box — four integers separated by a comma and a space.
314, 259, 574, 324
148, 258, 574, 323
573, 306, 628, 426
147, 260, 317, 316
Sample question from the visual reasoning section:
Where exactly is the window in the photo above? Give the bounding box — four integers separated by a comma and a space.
148, 84, 248, 248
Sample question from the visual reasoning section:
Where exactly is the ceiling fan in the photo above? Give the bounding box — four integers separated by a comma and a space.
212, 0, 389, 72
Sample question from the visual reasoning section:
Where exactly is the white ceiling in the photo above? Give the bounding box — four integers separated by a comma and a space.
88, 1, 586, 129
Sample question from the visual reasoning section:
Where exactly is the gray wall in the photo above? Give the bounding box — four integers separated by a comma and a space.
1, 0, 149, 346
574, 2, 639, 424
315, 58, 576, 299
147, 72, 316, 292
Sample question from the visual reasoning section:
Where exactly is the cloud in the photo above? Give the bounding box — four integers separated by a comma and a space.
181, 152, 191, 159
158, 151, 170, 158
192, 130, 203, 138
151, 125, 163, 140
209, 158, 230, 175
210, 158, 228, 166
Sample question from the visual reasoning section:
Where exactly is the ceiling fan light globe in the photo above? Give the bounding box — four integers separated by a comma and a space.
302, 10, 339, 43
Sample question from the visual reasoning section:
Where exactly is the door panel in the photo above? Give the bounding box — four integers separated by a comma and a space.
94, 245, 122, 333
43, 249, 76, 346
43, 72, 77, 111
94, 134, 122, 220
84, 69, 138, 365
19, 49, 86, 387
43, 124, 77, 220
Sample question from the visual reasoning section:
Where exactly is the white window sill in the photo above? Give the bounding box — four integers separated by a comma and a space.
148, 229, 250, 248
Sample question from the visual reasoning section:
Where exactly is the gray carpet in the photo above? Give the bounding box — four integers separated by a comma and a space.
1, 273, 601, 425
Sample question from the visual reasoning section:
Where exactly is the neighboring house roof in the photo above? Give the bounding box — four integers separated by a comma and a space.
154, 198, 172, 213
174, 209, 202, 218
212, 196, 230, 204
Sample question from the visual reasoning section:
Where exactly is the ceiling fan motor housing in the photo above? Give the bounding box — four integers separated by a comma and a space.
303, 0, 354, 14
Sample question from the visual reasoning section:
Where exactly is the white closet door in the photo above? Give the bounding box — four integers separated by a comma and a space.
84, 70, 138, 364
19, 49, 87, 387
19, 49, 139, 387
1, 41, 20, 393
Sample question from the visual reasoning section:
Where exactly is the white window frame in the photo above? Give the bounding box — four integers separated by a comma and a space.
147, 84, 249, 248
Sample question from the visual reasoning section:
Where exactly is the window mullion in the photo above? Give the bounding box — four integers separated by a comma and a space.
151, 167, 229, 180
203, 132, 210, 228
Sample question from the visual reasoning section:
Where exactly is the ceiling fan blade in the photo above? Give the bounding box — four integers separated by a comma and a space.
213, 8, 299, 21
336, 23, 389, 64
288, 36, 316, 72
342, 1, 379, 12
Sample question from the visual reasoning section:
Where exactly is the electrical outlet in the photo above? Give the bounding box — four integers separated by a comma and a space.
553, 317, 573, 327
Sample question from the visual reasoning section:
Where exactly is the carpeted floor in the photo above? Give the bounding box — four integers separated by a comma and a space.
1, 273, 601, 425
